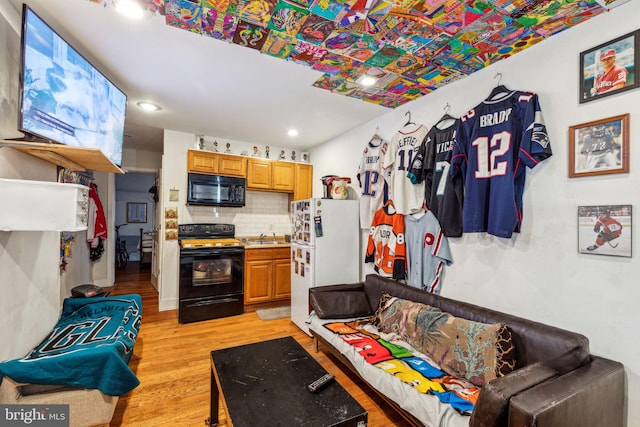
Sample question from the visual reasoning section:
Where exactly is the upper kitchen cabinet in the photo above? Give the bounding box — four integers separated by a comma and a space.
247, 158, 294, 192
272, 161, 294, 191
219, 154, 247, 176
187, 150, 246, 177
293, 163, 313, 201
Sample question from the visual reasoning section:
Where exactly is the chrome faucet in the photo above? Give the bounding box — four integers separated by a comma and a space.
259, 233, 265, 243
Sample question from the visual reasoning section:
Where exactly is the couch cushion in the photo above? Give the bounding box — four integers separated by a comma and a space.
374, 295, 516, 387
364, 274, 591, 374
310, 290, 372, 319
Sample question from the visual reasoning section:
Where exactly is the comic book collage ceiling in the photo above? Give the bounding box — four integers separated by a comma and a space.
90, 0, 616, 108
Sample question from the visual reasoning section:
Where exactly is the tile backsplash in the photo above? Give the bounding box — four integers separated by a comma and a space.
184, 190, 292, 236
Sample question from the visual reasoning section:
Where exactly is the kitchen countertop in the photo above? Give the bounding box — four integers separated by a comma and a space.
239, 236, 290, 249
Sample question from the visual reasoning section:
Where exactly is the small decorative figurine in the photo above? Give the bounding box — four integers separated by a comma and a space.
265, 146, 270, 158
225, 142, 231, 153
252, 146, 260, 157
279, 150, 286, 160
291, 150, 296, 161
213, 141, 219, 152
197, 136, 205, 150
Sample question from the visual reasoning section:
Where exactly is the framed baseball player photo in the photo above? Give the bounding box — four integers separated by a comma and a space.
578, 205, 631, 258
579, 30, 639, 103
568, 114, 629, 178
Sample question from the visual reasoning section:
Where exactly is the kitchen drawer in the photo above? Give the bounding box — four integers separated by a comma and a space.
245, 247, 290, 261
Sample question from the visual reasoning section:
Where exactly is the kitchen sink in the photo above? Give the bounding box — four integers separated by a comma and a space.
244, 240, 287, 246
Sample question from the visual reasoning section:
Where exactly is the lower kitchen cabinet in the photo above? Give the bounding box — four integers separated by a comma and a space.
244, 247, 291, 305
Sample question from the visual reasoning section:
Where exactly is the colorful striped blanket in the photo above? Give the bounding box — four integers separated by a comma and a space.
0, 294, 142, 396
324, 320, 479, 414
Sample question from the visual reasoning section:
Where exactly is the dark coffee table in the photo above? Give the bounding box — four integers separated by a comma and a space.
208, 336, 368, 426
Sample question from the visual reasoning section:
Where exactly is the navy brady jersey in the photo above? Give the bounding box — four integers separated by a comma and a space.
450, 90, 552, 238
407, 117, 463, 237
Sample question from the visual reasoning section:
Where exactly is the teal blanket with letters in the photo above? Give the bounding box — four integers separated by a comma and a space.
0, 294, 142, 396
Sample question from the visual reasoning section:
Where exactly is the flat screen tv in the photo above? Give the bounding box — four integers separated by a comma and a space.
18, 4, 127, 167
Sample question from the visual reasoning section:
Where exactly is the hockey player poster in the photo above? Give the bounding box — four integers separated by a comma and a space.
578, 205, 631, 258
568, 114, 629, 178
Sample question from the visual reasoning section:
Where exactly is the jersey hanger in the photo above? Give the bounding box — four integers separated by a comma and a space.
410, 202, 428, 218
434, 103, 456, 129
369, 126, 382, 147
404, 111, 416, 127
383, 199, 397, 215
488, 85, 512, 100
488, 72, 511, 100
435, 113, 457, 130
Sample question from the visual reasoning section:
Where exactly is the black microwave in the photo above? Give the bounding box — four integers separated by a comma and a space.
187, 173, 246, 207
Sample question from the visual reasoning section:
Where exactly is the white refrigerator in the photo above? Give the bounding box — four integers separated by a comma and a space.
290, 198, 360, 336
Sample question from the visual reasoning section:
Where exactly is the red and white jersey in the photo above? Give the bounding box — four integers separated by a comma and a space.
596, 215, 623, 238
383, 124, 427, 215
365, 203, 406, 280
594, 65, 628, 94
357, 137, 389, 229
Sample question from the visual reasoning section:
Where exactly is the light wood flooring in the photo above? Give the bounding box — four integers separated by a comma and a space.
110, 263, 410, 426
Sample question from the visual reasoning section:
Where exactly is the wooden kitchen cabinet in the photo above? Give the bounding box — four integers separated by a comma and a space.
293, 163, 313, 201
187, 150, 246, 177
218, 154, 247, 176
247, 158, 294, 192
272, 161, 294, 191
188, 150, 218, 174
246, 158, 271, 189
244, 247, 291, 305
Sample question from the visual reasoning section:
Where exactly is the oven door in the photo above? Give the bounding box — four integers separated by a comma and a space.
179, 247, 244, 301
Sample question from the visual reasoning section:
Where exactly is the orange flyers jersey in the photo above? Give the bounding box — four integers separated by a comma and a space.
365, 203, 406, 280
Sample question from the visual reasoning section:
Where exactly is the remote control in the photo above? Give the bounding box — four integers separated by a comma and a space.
308, 373, 335, 393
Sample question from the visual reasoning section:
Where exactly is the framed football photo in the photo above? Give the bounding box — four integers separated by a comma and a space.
580, 30, 639, 103
568, 114, 629, 178
578, 205, 631, 258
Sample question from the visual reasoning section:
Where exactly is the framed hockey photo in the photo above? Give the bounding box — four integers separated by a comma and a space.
578, 205, 631, 258
580, 30, 639, 103
568, 114, 629, 178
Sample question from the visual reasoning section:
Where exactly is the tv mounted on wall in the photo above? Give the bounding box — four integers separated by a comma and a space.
18, 4, 127, 167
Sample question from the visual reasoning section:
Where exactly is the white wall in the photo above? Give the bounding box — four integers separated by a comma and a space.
0, 5, 67, 360
312, 3, 639, 424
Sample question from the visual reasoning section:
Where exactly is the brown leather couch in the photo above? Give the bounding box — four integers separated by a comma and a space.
309, 274, 625, 427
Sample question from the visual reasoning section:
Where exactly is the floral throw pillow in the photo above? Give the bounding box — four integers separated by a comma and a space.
374, 295, 516, 387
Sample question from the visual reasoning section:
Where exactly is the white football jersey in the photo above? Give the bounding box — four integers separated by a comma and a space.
383, 123, 427, 215
357, 137, 389, 229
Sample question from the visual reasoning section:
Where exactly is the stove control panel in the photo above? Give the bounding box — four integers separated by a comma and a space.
178, 223, 235, 239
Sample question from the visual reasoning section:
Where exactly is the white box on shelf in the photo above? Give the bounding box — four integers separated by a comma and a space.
0, 178, 89, 232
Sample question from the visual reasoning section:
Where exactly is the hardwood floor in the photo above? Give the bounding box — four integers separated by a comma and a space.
110, 263, 410, 426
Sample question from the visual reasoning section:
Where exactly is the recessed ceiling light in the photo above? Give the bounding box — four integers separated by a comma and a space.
137, 101, 161, 112
357, 75, 377, 87
115, 0, 144, 19
288, 129, 298, 137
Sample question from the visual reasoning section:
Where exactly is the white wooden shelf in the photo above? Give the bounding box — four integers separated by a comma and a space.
0, 140, 124, 174
0, 178, 90, 232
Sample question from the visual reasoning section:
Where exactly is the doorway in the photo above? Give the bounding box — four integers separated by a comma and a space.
114, 171, 157, 270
